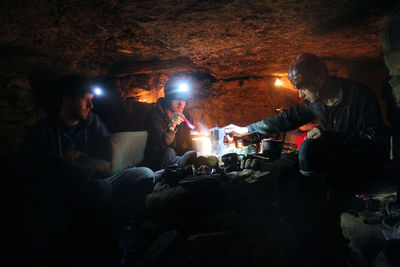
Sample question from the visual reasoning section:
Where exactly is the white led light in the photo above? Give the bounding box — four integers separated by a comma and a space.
178, 83, 189, 92
94, 87, 102, 96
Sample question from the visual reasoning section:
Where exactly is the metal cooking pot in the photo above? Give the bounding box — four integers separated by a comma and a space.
221, 152, 239, 166
261, 139, 284, 160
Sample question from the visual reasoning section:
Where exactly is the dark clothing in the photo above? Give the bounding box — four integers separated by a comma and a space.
247, 76, 386, 176
144, 98, 194, 170
23, 111, 155, 258
25, 111, 113, 219
29, 112, 110, 157
248, 76, 385, 149
107, 167, 155, 221
28, 112, 155, 214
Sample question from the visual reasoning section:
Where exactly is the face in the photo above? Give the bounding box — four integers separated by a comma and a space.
70, 93, 94, 120
169, 99, 186, 113
298, 87, 318, 103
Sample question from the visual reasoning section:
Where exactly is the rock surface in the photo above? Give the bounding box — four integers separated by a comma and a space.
0, 0, 394, 78
0, 0, 398, 155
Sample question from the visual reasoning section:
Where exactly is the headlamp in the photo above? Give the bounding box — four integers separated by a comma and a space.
178, 82, 189, 92
93, 87, 103, 96
164, 79, 190, 101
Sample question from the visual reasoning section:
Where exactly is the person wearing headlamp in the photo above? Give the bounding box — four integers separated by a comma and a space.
26, 74, 155, 241
144, 78, 197, 170
225, 53, 386, 189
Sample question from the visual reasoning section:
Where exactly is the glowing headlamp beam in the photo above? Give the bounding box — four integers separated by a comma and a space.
93, 87, 103, 96
178, 83, 189, 92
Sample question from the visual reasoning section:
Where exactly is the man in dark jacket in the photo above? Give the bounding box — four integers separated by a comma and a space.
144, 78, 197, 170
226, 53, 386, 265
28, 74, 155, 232
226, 53, 385, 183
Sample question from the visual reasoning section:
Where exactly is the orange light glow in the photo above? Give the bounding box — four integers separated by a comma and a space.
275, 79, 283, 86
118, 49, 134, 54
128, 88, 162, 104
272, 73, 297, 92
192, 136, 212, 155
137, 98, 150, 103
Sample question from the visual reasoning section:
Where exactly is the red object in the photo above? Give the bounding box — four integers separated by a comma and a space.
358, 195, 371, 200
294, 132, 307, 149
183, 117, 195, 129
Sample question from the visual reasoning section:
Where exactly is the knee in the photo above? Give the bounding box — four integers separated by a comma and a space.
137, 167, 156, 183
298, 139, 311, 162
298, 139, 320, 162
298, 138, 325, 174
123, 167, 156, 184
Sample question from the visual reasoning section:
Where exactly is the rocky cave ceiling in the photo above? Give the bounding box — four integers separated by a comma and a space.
0, 0, 397, 81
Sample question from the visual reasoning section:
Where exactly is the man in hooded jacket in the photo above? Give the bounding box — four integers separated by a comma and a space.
144, 78, 197, 171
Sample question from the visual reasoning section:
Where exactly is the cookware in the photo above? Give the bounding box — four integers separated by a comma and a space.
261, 139, 284, 160
261, 139, 298, 159
209, 126, 225, 155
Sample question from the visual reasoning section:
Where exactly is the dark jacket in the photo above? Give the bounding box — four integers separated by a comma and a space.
144, 98, 193, 170
29, 112, 110, 157
247, 76, 386, 152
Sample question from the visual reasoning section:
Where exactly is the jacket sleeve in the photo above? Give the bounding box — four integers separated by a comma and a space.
90, 113, 110, 138
151, 122, 176, 147
146, 111, 176, 149
324, 87, 385, 151
247, 102, 315, 140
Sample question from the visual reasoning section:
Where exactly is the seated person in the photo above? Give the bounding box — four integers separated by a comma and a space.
226, 53, 386, 186
225, 53, 387, 262
28, 74, 155, 224
144, 78, 198, 170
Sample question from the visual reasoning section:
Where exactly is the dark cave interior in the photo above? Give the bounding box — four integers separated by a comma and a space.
1, 0, 400, 266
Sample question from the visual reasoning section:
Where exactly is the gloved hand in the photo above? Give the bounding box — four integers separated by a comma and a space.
240, 156, 266, 170
169, 112, 185, 131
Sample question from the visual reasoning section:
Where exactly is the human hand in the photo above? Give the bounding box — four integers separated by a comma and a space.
224, 124, 249, 136
306, 127, 322, 139
169, 112, 185, 130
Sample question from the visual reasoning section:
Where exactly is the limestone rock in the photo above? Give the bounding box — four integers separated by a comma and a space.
0, 0, 395, 153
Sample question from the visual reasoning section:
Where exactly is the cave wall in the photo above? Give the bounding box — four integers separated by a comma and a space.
0, 58, 389, 157
0, 0, 396, 157
109, 57, 388, 130
0, 55, 390, 158
380, 6, 400, 108
0, 77, 45, 156
107, 72, 301, 130
379, 4, 400, 196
